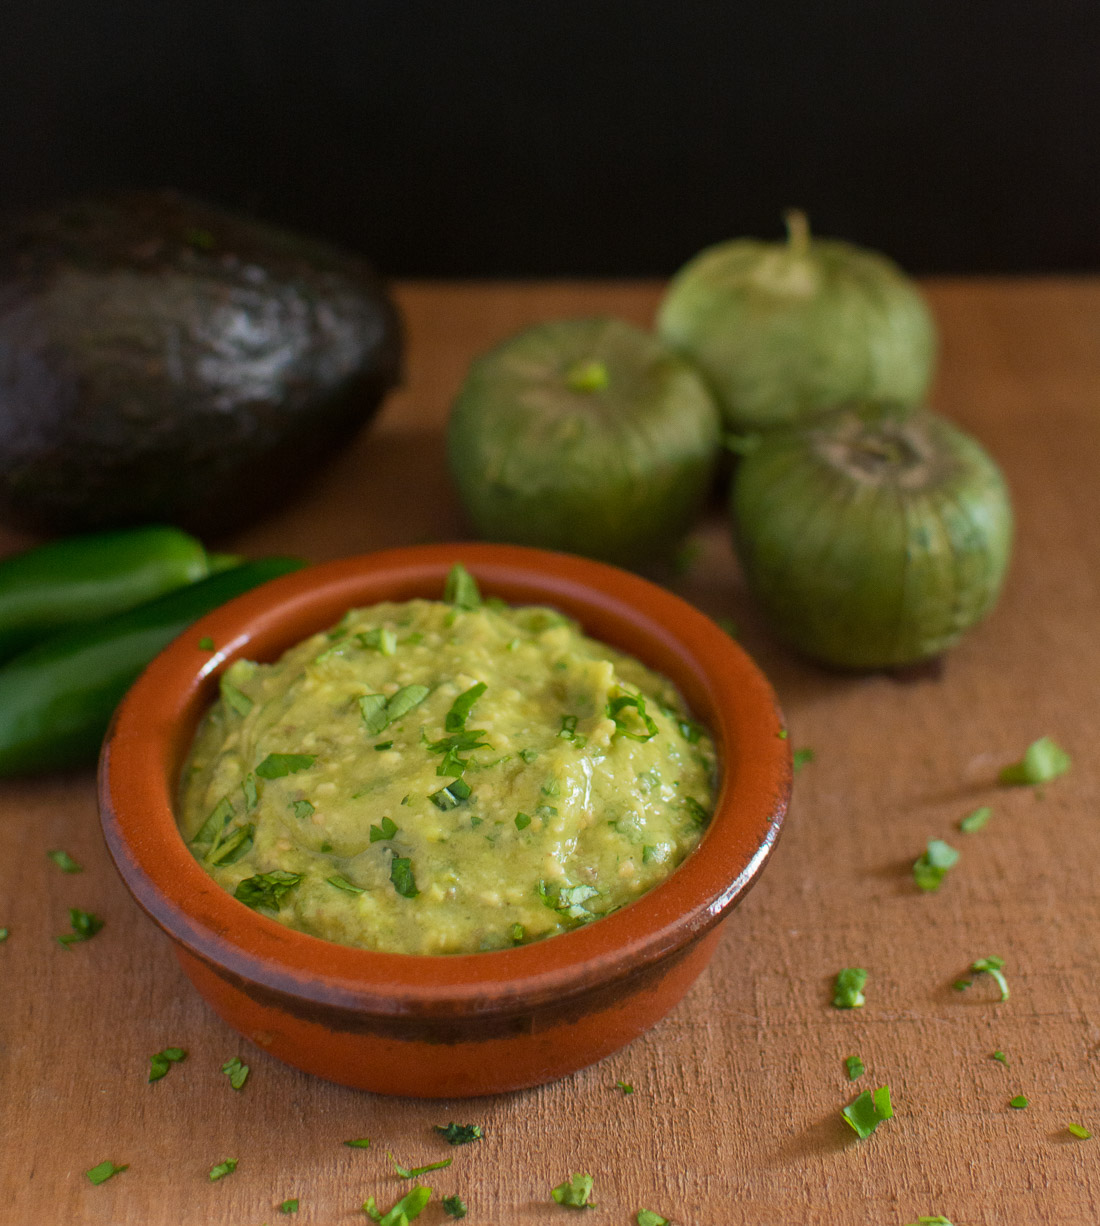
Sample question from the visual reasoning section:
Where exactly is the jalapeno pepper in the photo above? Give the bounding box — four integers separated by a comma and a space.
0, 556, 303, 775
0, 526, 237, 663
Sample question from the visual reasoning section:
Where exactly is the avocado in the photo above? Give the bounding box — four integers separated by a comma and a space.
0, 191, 402, 536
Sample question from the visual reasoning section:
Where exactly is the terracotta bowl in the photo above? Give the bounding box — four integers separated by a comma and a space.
99, 543, 790, 1098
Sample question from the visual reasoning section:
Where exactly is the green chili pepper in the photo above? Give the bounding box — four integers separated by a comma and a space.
0, 556, 302, 775
0, 526, 236, 663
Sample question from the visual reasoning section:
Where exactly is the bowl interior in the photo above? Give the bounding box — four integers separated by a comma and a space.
100, 543, 790, 1011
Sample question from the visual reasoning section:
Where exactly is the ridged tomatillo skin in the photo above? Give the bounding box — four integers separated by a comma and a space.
729, 406, 1013, 669
447, 317, 721, 566
657, 221, 937, 432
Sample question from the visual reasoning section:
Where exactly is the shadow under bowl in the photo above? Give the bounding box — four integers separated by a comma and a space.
99, 543, 790, 1097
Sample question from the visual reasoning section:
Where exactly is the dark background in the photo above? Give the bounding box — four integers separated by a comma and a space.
2, 2, 1097, 278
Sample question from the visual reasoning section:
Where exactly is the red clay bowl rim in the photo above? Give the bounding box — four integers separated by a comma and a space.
99, 543, 790, 1018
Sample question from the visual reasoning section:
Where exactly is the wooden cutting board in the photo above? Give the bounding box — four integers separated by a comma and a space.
2, 279, 1098, 1225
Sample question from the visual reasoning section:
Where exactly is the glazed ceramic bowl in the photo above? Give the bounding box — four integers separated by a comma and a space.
99, 543, 790, 1098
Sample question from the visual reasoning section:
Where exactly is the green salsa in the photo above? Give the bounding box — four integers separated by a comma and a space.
178, 591, 717, 955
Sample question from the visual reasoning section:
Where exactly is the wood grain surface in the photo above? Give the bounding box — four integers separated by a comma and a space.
2, 280, 1099, 1226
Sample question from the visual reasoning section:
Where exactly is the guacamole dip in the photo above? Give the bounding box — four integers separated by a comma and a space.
179, 566, 717, 955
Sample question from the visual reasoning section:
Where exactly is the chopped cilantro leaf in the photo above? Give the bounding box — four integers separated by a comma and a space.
833, 967, 867, 1009
208, 1158, 238, 1181
681, 797, 709, 827
86, 1160, 127, 1185
616, 1079, 635, 1094
999, 736, 1071, 785
444, 563, 481, 609
992, 1050, 1008, 1065
607, 692, 657, 742
256, 753, 315, 779
511, 922, 525, 942
427, 729, 492, 777
520, 748, 539, 763
389, 1151, 453, 1178
1068, 1123, 1092, 1139
47, 849, 82, 873
280, 1199, 300, 1214
443, 1194, 468, 1218
913, 838, 960, 891
434, 1122, 483, 1145
953, 978, 972, 991
845, 1055, 865, 1081
242, 773, 259, 811
370, 816, 399, 842
327, 875, 365, 894
193, 795, 234, 846
637, 1213, 670, 1226
677, 717, 704, 743
515, 811, 532, 830
446, 682, 487, 732
390, 856, 419, 898
959, 806, 992, 833
148, 1046, 187, 1082
235, 870, 301, 912
1009, 1095, 1029, 1109
0, 927, 8, 941
842, 1085, 893, 1138
362, 687, 430, 735
792, 747, 815, 772
642, 844, 658, 864
221, 1056, 249, 1090
206, 821, 254, 866
358, 627, 398, 655
971, 956, 1009, 1001
291, 799, 315, 820
199, 636, 215, 651
905, 1219, 955, 1225
551, 1173, 596, 1208
430, 780, 472, 810
374, 741, 393, 751
57, 907, 104, 948
220, 680, 253, 717
344, 1136, 372, 1148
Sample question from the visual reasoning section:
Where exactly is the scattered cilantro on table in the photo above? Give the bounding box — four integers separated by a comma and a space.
959, 806, 992, 833
1008, 1095, 1029, 1110
148, 1046, 187, 1082
998, 736, 1070, 785
971, 956, 1010, 1001
833, 967, 867, 1009
551, 1173, 596, 1208
208, 1158, 237, 1181
442, 1194, 468, 1218
434, 1123, 483, 1145
57, 907, 103, 948
637, 1212, 670, 1226
344, 1136, 372, 1148
845, 1055, 865, 1081
390, 1151, 452, 1178
842, 1086, 893, 1138
280, 1198, 299, 1213
913, 839, 959, 892
1067, 1124, 1092, 1140
86, 1160, 127, 1185
47, 849, 82, 873
221, 1055, 249, 1090
792, 747, 815, 772
363, 1185, 432, 1223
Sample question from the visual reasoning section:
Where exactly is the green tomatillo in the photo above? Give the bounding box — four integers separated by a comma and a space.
657, 212, 937, 432
446, 317, 721, 566
729, 404, 1013, 669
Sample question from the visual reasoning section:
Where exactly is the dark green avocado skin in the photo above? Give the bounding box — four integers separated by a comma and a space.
0, 191, 402, 536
